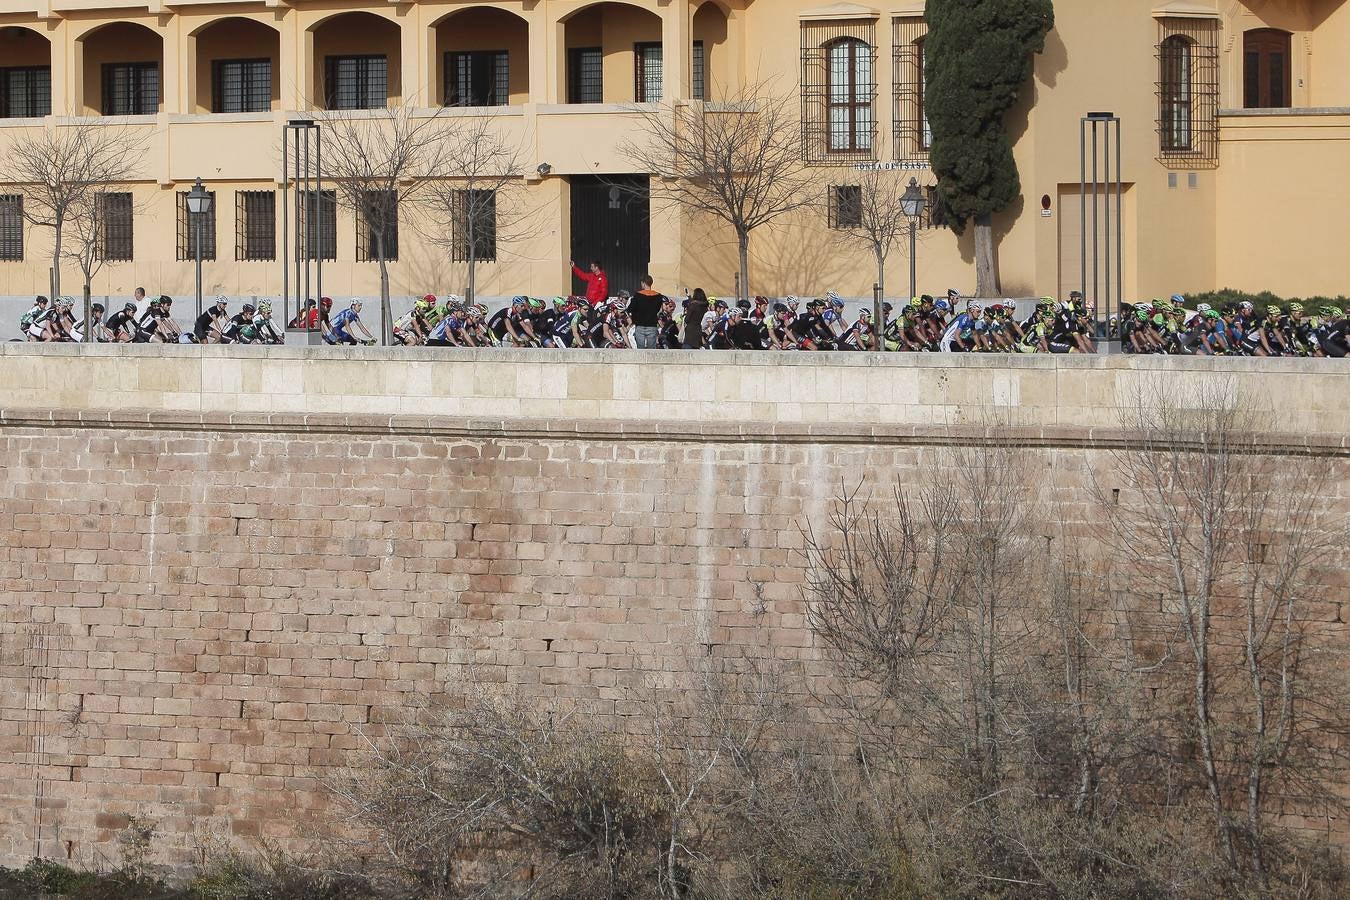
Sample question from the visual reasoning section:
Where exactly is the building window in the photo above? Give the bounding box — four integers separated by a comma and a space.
635, 43, 663, 102
802, 19, 877, 164
235, 190, 275, 261
356, 190, 398, 262
102, 62, 159, 116
1243, 29, 1292, 109
568, 47, 603, 104
325, 55, 387, 110
448, 189, 497, 263
0, 67, 51, 118
892, 17, 929, 163
212, 58, 271, 113
1156, 18, 1218, 168
1159, 36, 1192, 151
97, 193, 133, 261
0, 195, 22, 261
692, 40, 706, 100
445, 51, 509, 107
176, 189, 217, 261
299, 189, 337, 260
828, 185, 862, 229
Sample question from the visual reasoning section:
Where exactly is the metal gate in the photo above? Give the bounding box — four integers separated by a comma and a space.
570, 175, 650, 299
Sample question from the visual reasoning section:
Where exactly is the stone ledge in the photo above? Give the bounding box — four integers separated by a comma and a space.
0, 408, 1343, 455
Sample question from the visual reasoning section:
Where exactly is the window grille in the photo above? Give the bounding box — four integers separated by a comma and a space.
325, 55, 387, 110
1156, 18, 1218, 168
635, 43, 663, 102
97, 193, 134, 261
692, 41, 706, 100
0, 195, 22, 261
0, 66, 51, 118
892, 17, 929, 163
101, 62, 158, 116
568, 47, 603, 103
448, 189, 497, 263
235, 190, 276, 261
445, 51, 509, 107
298, 189, 337, 260
212, 58, 271, 113
828, 185, 862, 229
356, 190, 398, 262
176, 190, 217, 261
802, 19, 877, 165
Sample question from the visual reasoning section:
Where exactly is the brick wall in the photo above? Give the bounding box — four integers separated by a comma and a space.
0, 348, 1345, 870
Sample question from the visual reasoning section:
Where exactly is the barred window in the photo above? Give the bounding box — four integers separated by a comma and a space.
356, 190, 398, 262
212, 58, 271, 113
0, 195, 22, 261
448, 189, 497, 263
299, 189, 337, 260
568, 47, 602, 103
692, 40, 705, 100
0, 67, 51, 118
325, 55, 387, 110
802, 19, 877, 164
446, 51, 508, 107
176, 189, 217, 261
635, 43, 663, 103
828, 185, 862, 230
892, 16, 929, 162
97, 193, 133, 261
102, 62, 159, 116
235, 190, 275, 261
1157, 18, 1218, 168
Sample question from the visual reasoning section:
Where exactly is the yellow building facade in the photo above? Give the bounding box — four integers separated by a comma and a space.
0, 0, 1347, 306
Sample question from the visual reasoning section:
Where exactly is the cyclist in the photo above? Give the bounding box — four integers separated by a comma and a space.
73, 303, 109, 343
822, 292, 848, 344
940, 302, 981, 352
220, 303, 255, 344
252, 301, 284, 344
766, 303, 799, 350
657, 296, 681, 349
105, 302, 139, 342
1315, 307, 1347, 358
195, 296, 229, 343
325, 300, 376, 345
20, 295, 54, 341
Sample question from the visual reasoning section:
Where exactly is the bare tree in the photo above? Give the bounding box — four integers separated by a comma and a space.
318, 104, 448, 344
831, 168, 921, 299
0, 123, 145, 297
61, 189, 142, 341
622, 83, 816, 303
424, 116, 535, 304
1101, 378, 1347, 887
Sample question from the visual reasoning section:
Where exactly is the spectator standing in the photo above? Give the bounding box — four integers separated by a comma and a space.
629, 276, 665, 349
684, 288, 709, 349
289, 299, 318, 330
570, 259, 609, 307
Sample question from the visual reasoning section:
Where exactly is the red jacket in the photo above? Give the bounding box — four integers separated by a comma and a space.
572, 264, 610, 306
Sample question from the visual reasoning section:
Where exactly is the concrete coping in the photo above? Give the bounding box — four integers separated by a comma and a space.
1, 342, 1346, 375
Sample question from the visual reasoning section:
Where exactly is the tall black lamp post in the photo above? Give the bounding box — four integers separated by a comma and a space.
186, 177, 213, 321
900, 177, 927, 301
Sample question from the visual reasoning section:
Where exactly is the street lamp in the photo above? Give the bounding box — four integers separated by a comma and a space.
900, 177, 927, 302
185, 177, 213, 321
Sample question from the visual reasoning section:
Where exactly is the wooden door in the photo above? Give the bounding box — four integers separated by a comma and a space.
1243, 29, 1292, 109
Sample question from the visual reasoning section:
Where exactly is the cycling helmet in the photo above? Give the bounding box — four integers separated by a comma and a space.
214, 294, 229, 306
415, 298, 432, 312
921, 294, 935, 304
1204, 310, 1220, 320
1196, 303, 1211, 314
1324, 306, 1344, 318
422, 293, 437, 304
934, 299, 951, 313
825, 291, 843, 307
1170, 294, 1186, 305
617, 290, 633, 300
57, 296, 75, 308
527, 298, 544, 310
1289, 302, 1304, 314
737, 298, 752, 311
882, 302, 894, 313
858, 307, 871, 318
947, 288, 961, 299
511, 296, 527, 306
242, 303, 257, 313
349, 299, 362, 310
714, 299, 728, 310
446, 294, 464, 305
320, 297, 333, 309
909, 297, 922, 309
772, 302, 788, 314
258, 301, 272, 315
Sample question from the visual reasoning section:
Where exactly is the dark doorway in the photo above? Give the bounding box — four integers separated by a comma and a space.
570, 174, 650, 298
1243, 28, 1291, 109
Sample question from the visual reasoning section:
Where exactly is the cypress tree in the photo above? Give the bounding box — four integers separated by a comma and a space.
925, 0, 1054, 296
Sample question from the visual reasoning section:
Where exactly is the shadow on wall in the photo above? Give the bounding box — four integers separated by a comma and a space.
681, 210, 854, 299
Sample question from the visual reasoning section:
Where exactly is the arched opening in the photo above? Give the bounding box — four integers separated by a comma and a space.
312, 11, 401, 109
1243, 28, 1292, 109
691, 1, 734, 99
433, 7, 530, 106
825, 37, 874, 153
79, 22, 163, 116
1160, 35, 1193, 150
192, 18, 280, 114
0, 26, 52, 118
562, 2, 663, 104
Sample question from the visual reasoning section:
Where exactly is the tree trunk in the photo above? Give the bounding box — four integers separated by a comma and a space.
973, 214, 999, 297
874, 247, 886, 300
737, 230, 750, 304
83, 283, 92, 343
51, 225, 62, 298
376, 231, 391, 346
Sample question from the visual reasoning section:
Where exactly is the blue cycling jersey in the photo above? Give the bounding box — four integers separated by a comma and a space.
330, 308, 360, 335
